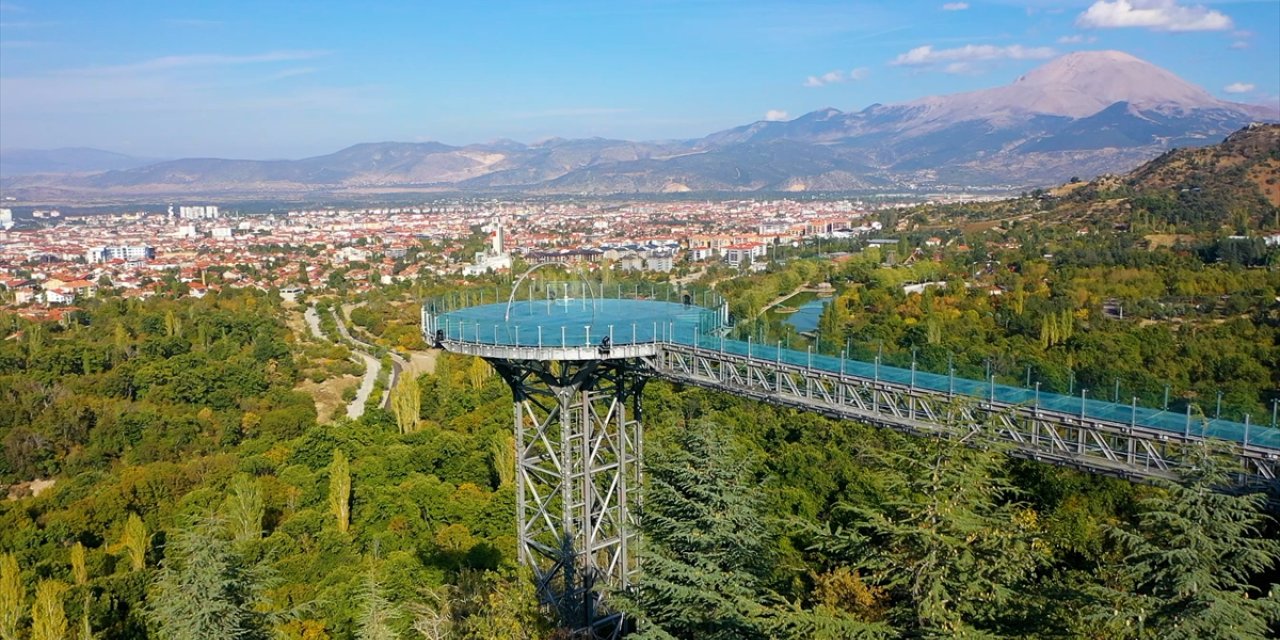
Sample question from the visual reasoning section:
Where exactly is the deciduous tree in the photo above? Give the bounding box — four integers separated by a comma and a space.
223, 474, 264, 543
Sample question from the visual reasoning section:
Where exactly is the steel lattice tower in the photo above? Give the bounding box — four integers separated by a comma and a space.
489, 358, 645, 634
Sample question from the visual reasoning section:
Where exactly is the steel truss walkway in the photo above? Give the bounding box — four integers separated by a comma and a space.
654, 339, 1278, 487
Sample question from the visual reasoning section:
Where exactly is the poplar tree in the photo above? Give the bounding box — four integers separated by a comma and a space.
490, 434, 516, 489
330, 449, 352, 533
30, 580, 68, 640
223, 474, 264, 544
467, 358, 491, 391
120, 514, 148, 572
391, 374, 421, 435
70, 543, 88, 585
625, 421, 773, 640
0, 553, 23, 640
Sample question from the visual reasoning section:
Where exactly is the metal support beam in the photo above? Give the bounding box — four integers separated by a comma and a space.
491, 357, 645, 638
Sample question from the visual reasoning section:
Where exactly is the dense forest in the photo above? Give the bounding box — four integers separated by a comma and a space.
1, 249, 1276, 638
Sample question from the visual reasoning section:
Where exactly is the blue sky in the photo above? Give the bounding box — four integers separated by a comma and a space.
1, 0, 1276, 158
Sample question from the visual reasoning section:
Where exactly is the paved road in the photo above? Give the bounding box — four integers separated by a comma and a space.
329, 308, 406, 410
335, 304, 412, 409
308, 305, 381, 420
303, 306, 324, 340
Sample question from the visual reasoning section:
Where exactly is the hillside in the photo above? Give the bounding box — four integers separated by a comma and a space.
1127, 123, 1280, 208
927, 124, 1280, 236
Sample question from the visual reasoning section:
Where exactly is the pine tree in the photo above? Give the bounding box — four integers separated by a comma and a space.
330, 449, 352, 533
1087, 443, 1280, 639
824, 429, 1042, 637
624, 421, 773, 640
30, 580, 67, 640
146, 516, 277, 640
223, 474, 265, 544
391, 374, 422, 435
0, 553, 23, 640
355, 564, 401, 640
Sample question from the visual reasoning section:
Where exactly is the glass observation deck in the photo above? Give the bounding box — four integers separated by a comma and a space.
424, 283, 1280, 450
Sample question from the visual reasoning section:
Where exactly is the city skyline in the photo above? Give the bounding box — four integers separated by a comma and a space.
1, 0, 1278, 159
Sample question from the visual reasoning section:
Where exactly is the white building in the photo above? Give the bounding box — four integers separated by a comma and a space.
463, 217, 513, 276
86, 245, 155, 263
178, 205, 220, 219
723, 243, 766, 268
645, 250, 675, 273
0, 208, 12, 230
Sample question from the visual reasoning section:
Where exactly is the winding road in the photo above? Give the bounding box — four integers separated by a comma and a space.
329, 307, 407, 410
306, 305, 381, 419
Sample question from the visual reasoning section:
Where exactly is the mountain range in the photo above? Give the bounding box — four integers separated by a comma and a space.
1, 50, 1275, 201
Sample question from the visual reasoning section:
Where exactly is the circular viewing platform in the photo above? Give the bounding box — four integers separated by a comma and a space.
422, 281, 727, 361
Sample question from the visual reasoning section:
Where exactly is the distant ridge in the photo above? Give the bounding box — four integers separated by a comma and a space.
2, 50, 1275, 200
0, 148, 160, 178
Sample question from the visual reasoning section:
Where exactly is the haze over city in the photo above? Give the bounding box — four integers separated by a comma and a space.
2, 0, 1278, 159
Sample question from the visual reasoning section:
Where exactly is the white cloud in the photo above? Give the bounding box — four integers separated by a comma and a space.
942, 2, 969, 10
1230, 40, 1248, 50
764, 109, 789, 121
803, 67, 869, 87
1223, 82, 1254, 94
88, 50, 329, 75
1076, 0, 1232, 32
1056, 34, 1097, 44
890, 44, 1056, 67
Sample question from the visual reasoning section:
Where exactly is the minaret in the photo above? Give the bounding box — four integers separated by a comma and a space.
491, 216, 506, 255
